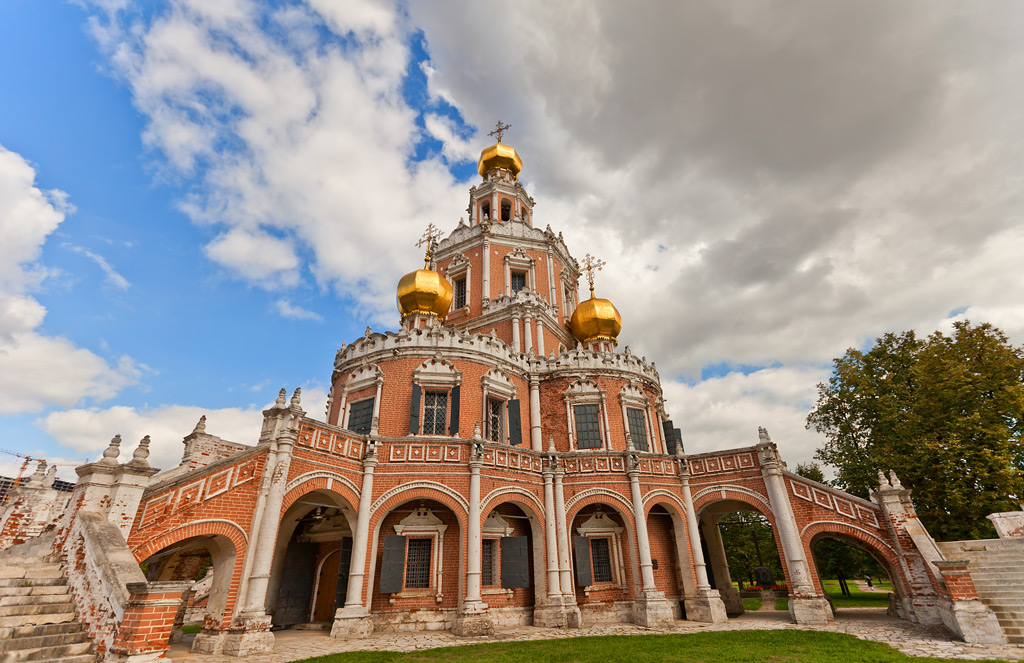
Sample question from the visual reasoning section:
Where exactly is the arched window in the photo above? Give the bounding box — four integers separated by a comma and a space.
501, 199, 511, 222
481, 202, 490, 221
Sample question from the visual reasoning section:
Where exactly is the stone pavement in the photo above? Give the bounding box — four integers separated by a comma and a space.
166, 609, 1024, 663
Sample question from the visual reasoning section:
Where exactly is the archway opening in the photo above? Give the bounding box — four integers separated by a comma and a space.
267, 489, 357, 629
140, 533, 236, 644
809, 532, 897, 617
698, 499, 786, 617
646, 503, 688, 620
479, 501, 539, 623
570, 503, 635, 623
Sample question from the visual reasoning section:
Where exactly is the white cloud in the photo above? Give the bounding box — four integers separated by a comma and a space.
275, 298, 322, 321
39, 385, 328, 478
69, 246, 131, 290
0, 144, 141, 414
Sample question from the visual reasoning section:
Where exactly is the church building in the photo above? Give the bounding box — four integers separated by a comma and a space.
0, 129, 1014, 661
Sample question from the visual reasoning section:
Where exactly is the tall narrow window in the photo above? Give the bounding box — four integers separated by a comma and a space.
501, 200, 511, 221
347, 398, 374, 435
487, 397, 505, 442
574, 404, 602, 449
590, 538, 613, 583
481, 202, 490, 220
422, 390, 448, 435
453, 278, 466, 309
405, 538, 432, 589
511, 271, 526, 294
481, 538, 497, 586
626, 407, 648, 451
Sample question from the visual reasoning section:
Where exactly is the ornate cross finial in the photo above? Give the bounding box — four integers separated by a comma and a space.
580, 253, 606, 297
416, 223, 443, 268
488, 120, 511, 143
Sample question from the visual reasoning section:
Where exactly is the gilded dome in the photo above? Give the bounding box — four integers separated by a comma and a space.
477, 142, 523, 178
570, 295, 622, 343
397, 268, 453, 320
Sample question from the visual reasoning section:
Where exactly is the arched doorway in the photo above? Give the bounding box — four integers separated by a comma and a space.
806, 528, 905, 619
138, 532, 238, 642
697, 498, 787, 617
266, 489, 357, 628
478, 500, 543, 624
645, 501, 692, 620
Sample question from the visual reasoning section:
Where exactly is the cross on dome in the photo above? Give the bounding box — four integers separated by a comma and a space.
416, 223, 443, 268
580, 253, 607, 297
488, 120, 511, 144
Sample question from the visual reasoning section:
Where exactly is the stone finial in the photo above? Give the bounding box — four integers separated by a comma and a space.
889, 470, 903, 489
44, 465, 57, 488
877, 470, 892, 490
275, 388, 287, 406
364, 326, 372, 337
290, 387, 302, 407
101, 435, 122, 464
675, 444, 685, 459
132, 435, 152, 465
548, 435, 556, 453
193, 415, 207, 435
28, 461, 47, 485
625, 433, 635, 452
758, 426, 771, 442
472, 422, 483, 441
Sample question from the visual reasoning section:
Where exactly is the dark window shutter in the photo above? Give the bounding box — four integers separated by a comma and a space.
507, 398, 522, 446
663, 420, 676, 455
449, 385, 460, 436
334, 536, 353, 611
500, 536, 531, 589
379, 535, 406, 593
409, 384, 421, 435
573, 535, 592, 587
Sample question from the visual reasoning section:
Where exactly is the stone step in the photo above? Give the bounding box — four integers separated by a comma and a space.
0, 629, 89, 652
0, 578, 65, 589
0, 595, 72, 607
0, 602, 75, 617
12, 655, 96, 663
0, 622, 84, 640
0, 640, 93, 662
0, 565, 62, 581
0, 612, 75, 629
0, 586, 68, 598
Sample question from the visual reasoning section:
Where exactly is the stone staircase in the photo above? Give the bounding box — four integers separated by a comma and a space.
0, 553, 96, 663
937, 538, 1024, 645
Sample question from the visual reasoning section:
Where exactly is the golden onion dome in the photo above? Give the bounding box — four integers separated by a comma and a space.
477, 142, 523, 178
397, 268, 453, 320
570, 295, 622, 343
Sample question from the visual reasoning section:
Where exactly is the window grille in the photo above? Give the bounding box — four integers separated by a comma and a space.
574, 404, 602, 449
405, 538, 432, 589
347, 398, 374, 435
422, 391, 448, 435
481, 538, 496, 586
590, 538, 613, 583
453, 278, 466, 308
511, 271, 526, 293
627, 407, 648, 451
487, 397, 504, 442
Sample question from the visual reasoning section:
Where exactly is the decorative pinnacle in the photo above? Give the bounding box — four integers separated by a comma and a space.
133, 436, 152, 465
488, 120, 511, 144
276, 388, 287, 406
290, 387, 302, 407
193, 415, 207, 435
416, 223, 443, 268
101, 435, 122, 464
580, 253, 606, 297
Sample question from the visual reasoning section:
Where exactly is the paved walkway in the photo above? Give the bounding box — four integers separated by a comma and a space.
167, 610, 1024, 663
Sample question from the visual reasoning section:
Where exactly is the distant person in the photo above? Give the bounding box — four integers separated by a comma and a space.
865, 575, 873, 589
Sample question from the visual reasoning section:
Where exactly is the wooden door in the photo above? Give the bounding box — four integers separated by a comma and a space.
313, 550, 340, 622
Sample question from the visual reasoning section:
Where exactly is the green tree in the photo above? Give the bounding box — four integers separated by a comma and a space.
807, 321, 1024, 540
794, 462, 826, 484
718, 511, 784, 588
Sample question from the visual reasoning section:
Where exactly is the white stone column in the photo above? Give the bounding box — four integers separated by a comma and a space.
756, 439, 831, 625
543, 465, 561, 597
546, 249, 556, 306
453, 437, 493, 635
523, 316, 534, 354
529, 377, 543, 451
627, 459, 674, 627
678, 451, 728, 623
512, 315, 521, 352
482, 239, 490, 301
536, 319, 546, 356
553, 460, 581, 628
331, 444, 377, 639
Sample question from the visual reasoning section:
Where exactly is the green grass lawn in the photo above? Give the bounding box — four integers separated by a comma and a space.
741, 597, 762, 611
822, 579, 891, 608
775, 597, 789, 611
288, 631, 1003, 663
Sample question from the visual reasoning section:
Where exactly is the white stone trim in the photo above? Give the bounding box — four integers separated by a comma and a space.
564, 487, 633, 513
480, 486, 545, 517
691, 484, 771, 510
284, 470, 361, 500
575, 510, 627, 590
504, 246, 536, 297
370, 481, 470, 516
444, 253, 472, 312
799, 520, 898, 556
640, 489, 687, 514
564, 379, 608, 451
394, 506, 447, 601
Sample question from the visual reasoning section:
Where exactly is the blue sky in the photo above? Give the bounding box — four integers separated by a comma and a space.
2, 1, 1022, 477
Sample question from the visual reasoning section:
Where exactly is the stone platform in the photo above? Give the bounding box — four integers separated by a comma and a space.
166, 609, 1024, 663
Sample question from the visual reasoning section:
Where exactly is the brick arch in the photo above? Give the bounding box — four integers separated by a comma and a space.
641, 489, 686, 517
801, 521, 910, 598
131, 520, 247, 629
370, 481, 470, 518
280, 475, 360, 522
480, 486, 545, 519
